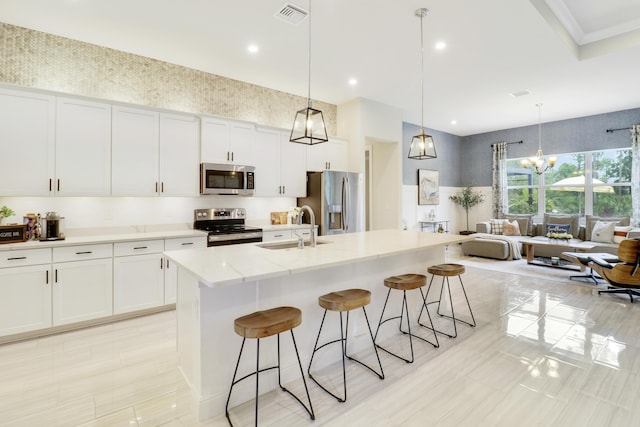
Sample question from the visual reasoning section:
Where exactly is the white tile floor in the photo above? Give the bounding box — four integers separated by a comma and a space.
2, 255, 640, 426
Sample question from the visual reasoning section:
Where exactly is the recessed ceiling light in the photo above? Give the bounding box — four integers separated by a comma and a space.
451, 120, 457, 125
247, 44, 259, 54
435, 41, 446, 50
510, 89, 531, 98
348, 78, 358, 86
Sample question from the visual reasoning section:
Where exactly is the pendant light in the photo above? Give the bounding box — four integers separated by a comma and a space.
408, 8, 437, 160
521, 103, 556, 174
290, 0, 328, 145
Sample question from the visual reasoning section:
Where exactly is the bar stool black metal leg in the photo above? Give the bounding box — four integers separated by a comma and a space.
284, 331, 315, 420
226, 338, 246, 426
254, 338, 260, 427
416, 287, 440, 347
345, 306, 384, 380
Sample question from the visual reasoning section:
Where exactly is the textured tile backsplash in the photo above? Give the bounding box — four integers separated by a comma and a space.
0, 22, 337, 134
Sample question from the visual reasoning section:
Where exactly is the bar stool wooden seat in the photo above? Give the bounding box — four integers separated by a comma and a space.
225, 306, 314, 426
374, 274, 439, 363
423, 263, 476, 339
308, 289, 384, 403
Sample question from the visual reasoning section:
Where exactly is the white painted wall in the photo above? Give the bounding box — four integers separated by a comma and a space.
402, 185, 492, 234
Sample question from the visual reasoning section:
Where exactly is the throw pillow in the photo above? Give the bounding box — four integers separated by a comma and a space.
585, 215, 630, 241
591, 221, 616, 243
543, 213, 579, 238
503, 219, 521, 236
503, 214, 533, 236
490, 218, 506, 235
613, 226, 633, 243
546, 223, 572, 235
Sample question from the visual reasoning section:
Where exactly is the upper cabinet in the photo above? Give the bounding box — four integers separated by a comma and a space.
112, 106, 160, 196
306, 137, 348, 172
0, 88, 55, 196
159, 113, 200, 197
112, 108, 199, 196
201, 117, 254, 165
254, 127, 307, 198
55, 98, 112, 196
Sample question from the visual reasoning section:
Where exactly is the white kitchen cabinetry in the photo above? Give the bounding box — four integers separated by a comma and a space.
159, 113, 200, 196
0, 249, 52, 337
55, 98, 112, 196
112, 106, 160, 196
51, 244, 113, 326
262, 230, 293, 242
0, 87, 55, 196
306, 137, 348, 172
113, 240, 165, 314
164, 236, 207, 304
254, 127, 307, 197
201, 117, 254, 165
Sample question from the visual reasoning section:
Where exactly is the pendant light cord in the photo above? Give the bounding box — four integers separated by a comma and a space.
307, 0, 312, 108
420, 11, 425, 131
537, 103, 542, 151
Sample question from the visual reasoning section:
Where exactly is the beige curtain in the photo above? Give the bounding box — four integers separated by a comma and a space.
632, 125, 640, 227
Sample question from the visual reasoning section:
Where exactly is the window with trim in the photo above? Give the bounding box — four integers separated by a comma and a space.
506, 148, 632, 217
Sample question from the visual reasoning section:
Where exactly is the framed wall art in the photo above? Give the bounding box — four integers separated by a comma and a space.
418, 169, 439, 205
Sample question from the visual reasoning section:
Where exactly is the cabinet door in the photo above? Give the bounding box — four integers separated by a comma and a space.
112, 106, 160, 195
55, 98, 112, 196
113, 254, 164, 314
280, 131, 307, 197
228, 121, 255, 165
159, 113, 199, 196
306, 142, 329, 172
328, 138, 348, 172
253, 127, 281, 197
200, 117, 230, 164
0, 265, 51, 337
53, 258, 113, 325
0, 88, 55, 196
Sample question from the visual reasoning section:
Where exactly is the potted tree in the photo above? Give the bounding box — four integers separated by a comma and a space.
449, 185, 484, 235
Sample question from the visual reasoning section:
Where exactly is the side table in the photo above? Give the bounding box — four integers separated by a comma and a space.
419, 220, 449, 233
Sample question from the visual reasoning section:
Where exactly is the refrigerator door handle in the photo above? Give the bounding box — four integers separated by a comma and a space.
343, 176, 349, 232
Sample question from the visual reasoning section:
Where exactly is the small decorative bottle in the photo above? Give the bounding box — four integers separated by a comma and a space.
437, 224, 444, 233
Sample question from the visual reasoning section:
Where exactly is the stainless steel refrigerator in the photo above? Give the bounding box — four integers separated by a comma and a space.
297, 171, 364, 236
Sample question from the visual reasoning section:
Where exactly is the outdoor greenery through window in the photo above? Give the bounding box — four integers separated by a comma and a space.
506, 148, 632, 218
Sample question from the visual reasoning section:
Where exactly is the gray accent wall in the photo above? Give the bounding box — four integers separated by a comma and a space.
404, 107, 640, 188
402, 122, 462, 186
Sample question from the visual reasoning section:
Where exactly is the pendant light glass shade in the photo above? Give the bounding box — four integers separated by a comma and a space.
290, 0, 328, 145
408, 129, 437, 159
408, 7, 437, 160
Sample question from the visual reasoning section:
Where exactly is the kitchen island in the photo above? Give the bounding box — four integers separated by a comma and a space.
165, 229, 471, 420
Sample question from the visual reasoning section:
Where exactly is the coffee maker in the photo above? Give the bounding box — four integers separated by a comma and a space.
40, 211, 65, 241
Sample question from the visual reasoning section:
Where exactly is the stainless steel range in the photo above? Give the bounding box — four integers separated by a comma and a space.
194, 208, 263, 246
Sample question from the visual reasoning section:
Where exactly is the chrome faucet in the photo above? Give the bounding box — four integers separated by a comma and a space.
296, 205, 317, 248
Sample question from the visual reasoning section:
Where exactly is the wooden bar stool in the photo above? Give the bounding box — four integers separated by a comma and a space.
308, 289, 384, 403
374, 274, 439, 363
423, 263, 476, 338
225, 306, 314, 426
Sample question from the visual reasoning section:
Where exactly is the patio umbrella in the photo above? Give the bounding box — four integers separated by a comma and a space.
548, 175, 614, 193
548, 175, 614, 215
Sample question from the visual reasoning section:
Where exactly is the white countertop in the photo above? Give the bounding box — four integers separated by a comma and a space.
165, 229, 471, 288
0, 229, 207, 251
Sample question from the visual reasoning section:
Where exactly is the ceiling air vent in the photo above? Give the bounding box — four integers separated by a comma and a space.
510, 89, 532, 98
274, 3, 308, 25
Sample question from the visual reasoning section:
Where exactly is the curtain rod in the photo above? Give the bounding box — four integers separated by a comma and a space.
490, 140, 522, 148
606, 127, 632, 133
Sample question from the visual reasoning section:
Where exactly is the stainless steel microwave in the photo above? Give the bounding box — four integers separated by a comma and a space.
200, 163, 255, 196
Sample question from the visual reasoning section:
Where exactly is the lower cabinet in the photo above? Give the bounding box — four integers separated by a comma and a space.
113, 240, 165, 315
164, 236, 207, 304
0, 264, 52, 337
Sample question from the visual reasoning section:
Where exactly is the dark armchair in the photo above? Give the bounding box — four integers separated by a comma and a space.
589, 239, 640, 303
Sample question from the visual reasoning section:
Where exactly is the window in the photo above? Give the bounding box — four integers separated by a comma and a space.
506, 148, 631, 218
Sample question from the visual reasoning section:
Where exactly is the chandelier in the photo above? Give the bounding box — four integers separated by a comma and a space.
521, 103, 556, 174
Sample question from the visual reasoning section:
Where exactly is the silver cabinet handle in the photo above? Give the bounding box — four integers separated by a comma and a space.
133, 246, 148, 250
181, 242, 194, 246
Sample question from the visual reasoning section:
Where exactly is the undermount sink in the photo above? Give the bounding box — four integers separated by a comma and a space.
257, 240, 330, 250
